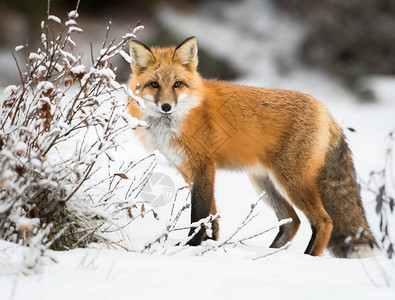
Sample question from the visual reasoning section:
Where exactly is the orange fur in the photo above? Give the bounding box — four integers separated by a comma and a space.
127, 37, 377, 257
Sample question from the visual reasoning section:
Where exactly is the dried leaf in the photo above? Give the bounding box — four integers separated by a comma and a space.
0, 135, 4, 151
15, 165, 26, 176
38, 102, 52, 133
127, 207, 133, 219
141, 204, 145, 218
115, 173, 128, 179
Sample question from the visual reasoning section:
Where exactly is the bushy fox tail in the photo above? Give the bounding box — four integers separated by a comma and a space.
318, 133, 379, 258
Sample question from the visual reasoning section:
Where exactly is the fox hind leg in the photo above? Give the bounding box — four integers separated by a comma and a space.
249, 174, 300, 248
275, 174, 333, 256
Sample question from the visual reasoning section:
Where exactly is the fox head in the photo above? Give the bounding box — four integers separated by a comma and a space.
129, 37, 203, 116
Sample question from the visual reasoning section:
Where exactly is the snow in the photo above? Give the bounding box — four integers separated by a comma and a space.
100, 47, 117, 57
40, 33, 46, 45
98, 46, 119, 62
120, 112, 146, 129
122, 32, 136, 39
80, 72, 90, 86
127, 87, 146, 109
119, 49, 132, 63
59, 49, 77, 63
48, 15, 61, 24
66, 36, 76, 47
1, 0, 395, 299
68, 10, 79, 19
30, 158, 42, 168
65, 20, 77, 27
70, 64, 85, 75
0, 241, 393, 299
14, 141, 27, 155
133, 25, 144, 34
14, 45, 24, 52
153, 149, 167, 164
3, 84, 18, 98
1, 170, 15, 185
16, 217, 40, 229
68, 26, 83, 34
37, 81, 53, 92
35, 65, 46, 77
29, 52, 44, 61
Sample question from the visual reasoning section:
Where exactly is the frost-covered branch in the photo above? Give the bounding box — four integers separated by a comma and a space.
196, 193, 291, 256
141, 191, 291, 258
362, 129, 395, 259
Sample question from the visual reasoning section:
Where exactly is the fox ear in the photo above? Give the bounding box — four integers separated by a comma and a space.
173, 37, 198, 70
129, 40, 155, 73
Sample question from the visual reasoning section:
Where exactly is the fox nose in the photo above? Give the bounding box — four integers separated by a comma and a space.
161, 103, 172, 113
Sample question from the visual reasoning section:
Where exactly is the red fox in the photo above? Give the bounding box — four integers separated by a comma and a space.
127, 37, 378, 258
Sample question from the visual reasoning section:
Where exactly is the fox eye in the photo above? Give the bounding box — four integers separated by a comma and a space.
173, 81, 182, 88
151, 82, 159, 88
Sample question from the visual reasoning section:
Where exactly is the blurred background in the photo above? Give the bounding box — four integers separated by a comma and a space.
1, 0, 395, 102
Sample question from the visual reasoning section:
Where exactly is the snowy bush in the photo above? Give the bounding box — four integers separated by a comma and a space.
0, 3, 146, 269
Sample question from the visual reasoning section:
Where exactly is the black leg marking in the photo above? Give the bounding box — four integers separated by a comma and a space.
304, 226, 317, 255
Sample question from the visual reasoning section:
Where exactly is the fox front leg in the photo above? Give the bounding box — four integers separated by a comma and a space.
187, 161, 219, 246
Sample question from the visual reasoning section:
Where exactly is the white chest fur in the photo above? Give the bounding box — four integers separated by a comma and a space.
139, 93, 201, 167
142, 115, 186, 167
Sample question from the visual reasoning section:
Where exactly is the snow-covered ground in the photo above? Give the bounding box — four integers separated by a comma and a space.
1, 1, 395, 299
1, 244, 394, 300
